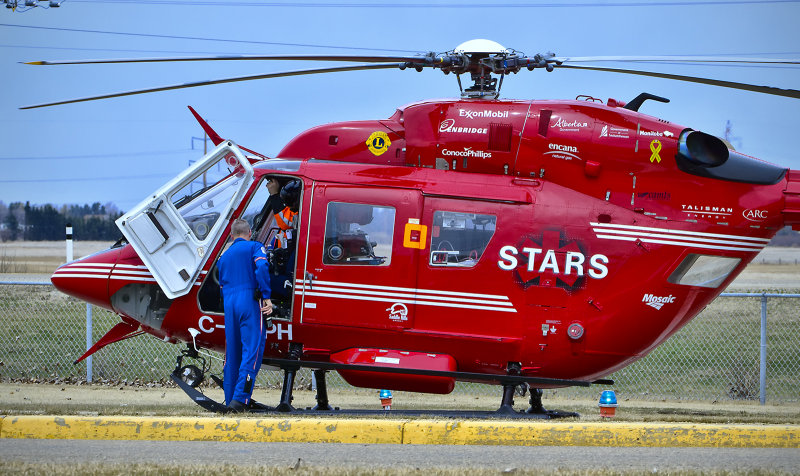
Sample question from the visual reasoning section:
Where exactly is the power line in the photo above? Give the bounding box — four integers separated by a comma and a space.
0, 23, 423, 54
0, 43, 260, 56
63, 0, 800, 6
0, 173, 174, 183
0, 149, 194, 161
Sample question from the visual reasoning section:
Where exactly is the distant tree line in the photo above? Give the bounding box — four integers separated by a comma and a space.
0, 201, 124, 242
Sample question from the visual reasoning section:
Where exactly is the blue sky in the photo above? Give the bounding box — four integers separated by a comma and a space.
1, 0, 798, 211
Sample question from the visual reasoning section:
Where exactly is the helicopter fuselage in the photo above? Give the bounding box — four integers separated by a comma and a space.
52, 97, 792, 393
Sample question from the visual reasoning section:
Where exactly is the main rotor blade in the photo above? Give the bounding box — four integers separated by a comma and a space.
20, 63, 399, 109
556, 55, 800, 65
24, 54, 428, 66
557, 64, 800, 99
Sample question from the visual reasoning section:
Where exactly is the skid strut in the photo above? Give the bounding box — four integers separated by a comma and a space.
275, 343, 303, 412
312, 369, 334, 411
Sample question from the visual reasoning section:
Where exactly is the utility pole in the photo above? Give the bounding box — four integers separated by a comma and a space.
191, 133, 212, 189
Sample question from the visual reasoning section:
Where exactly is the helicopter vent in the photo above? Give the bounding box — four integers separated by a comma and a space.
488, 123, 513, 152
538, 110, 552, 137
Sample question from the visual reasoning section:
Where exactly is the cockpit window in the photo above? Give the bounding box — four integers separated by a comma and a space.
430, 211, 496, 267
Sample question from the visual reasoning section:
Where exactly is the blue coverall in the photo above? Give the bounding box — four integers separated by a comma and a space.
218, 238, 271, 406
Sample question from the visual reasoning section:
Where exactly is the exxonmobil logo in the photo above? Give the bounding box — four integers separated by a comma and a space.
642, 294, 676, 310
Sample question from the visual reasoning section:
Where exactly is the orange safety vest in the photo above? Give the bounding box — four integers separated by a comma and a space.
274, 207, 297, 248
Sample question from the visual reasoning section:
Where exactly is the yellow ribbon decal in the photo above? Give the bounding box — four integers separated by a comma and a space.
649, 139, 662, 163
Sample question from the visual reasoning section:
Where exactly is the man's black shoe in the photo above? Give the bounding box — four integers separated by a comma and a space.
228, 400, 247, 413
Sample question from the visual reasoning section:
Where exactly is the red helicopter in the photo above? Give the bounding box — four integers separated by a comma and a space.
31, 39, 800, 416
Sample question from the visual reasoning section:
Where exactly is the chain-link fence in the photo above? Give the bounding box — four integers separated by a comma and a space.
1, 283, 798, 403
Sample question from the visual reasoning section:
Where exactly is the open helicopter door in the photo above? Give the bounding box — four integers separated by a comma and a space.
116, 141, 254, 299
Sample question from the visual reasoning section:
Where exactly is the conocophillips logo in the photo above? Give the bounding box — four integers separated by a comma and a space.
441, 147, 492, 159
642, 293, 676, 310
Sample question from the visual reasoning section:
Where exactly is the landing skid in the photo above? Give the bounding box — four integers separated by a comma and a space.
171, 359, 580, 419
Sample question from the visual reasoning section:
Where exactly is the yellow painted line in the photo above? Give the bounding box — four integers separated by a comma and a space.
1, 416, 799, 447
0, 416, 404, 444
403, 420, 800, 448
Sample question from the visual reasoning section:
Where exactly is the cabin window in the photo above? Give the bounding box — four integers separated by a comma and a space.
668, 254, 741, 288
429, 211, 496, 267
323, 202, 395, 266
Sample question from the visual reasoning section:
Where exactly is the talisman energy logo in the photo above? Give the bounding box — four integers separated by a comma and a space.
642, 293, 676, 310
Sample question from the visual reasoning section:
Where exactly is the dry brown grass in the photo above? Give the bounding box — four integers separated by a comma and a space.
0, 241, 111, 274
2, 383, 799, 425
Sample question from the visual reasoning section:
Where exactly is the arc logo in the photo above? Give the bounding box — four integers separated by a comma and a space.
743, 209, 768, 222
642, 294, 676, 310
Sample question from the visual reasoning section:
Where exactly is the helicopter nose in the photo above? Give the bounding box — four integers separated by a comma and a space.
50, 247, 122, 309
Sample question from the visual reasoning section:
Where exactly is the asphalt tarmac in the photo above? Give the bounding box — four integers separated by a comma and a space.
2, 439, 799, 473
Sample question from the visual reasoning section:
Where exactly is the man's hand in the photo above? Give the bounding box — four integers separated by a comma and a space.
260, 298, 273, 317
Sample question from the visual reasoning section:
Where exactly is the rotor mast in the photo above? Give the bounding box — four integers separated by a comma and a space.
403, 39, 559, 100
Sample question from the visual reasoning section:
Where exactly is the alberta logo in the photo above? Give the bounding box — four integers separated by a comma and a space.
642, 293, 676, 310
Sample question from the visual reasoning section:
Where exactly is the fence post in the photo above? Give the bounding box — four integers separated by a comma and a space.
65, 223, 73, 263
86, 303, 93, 383
759, 294, 767, 405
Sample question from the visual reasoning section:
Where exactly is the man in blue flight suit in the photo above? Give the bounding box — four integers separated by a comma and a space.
218, 218, 273, 412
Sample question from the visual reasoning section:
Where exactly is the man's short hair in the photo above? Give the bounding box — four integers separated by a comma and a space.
230, 218, 251, 238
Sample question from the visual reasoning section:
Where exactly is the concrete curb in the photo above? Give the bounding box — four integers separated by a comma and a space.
2, 415, 800, 447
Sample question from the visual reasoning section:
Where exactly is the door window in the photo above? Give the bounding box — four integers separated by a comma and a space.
429, 211, 496, 267
323, 202, 395, 266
